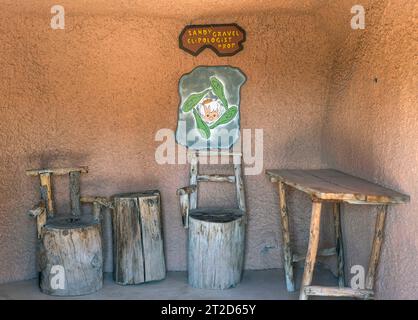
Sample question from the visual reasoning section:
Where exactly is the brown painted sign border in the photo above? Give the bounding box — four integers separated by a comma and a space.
179, 23, 246, 57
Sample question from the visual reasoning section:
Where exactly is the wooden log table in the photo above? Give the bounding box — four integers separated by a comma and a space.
265, 169, 410, 300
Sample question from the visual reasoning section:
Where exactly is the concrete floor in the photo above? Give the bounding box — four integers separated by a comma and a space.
0, 267, 339, 300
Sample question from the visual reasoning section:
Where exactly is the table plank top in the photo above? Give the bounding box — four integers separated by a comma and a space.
266, 169, 410, 204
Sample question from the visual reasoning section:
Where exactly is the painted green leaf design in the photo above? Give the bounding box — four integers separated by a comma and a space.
193, 109, 211, 139
210, 77, 228, 109
182, 89, 209, 112
209, 106, 238, 129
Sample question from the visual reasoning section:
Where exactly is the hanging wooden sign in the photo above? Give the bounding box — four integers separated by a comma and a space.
179, 24, 246, 57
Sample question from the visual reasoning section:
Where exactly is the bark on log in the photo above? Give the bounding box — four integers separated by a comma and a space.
39, 216, 103, 296
69, 171, 81, 217
113, 191, 166, 285
188, 208, 245, 289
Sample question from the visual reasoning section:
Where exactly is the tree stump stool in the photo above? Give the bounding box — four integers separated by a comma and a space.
188, 208, 245, 289
26, 167, 111, 296
112, 191, 166, 285
39, 215, 103, 296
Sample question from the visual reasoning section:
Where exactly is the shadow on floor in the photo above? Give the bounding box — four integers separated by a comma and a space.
0, 267, 339, 300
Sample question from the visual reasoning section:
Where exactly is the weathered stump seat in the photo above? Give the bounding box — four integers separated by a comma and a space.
188, 208, 245, 289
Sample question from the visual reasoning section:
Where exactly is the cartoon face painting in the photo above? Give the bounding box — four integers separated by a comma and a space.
200, 98, 224, 124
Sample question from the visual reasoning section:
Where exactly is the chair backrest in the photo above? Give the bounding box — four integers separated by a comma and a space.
26, 167, 88, 219
188, 150, 246, 214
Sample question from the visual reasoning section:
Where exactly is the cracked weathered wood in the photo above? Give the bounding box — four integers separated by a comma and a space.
234, 163, 246, 213
39, 173, 54, 218
266, 169, 410, 204
39, 216, 103, 296
366, 205, 387, 290
189, 152, 198, 210
278, 181, 295, 292
304, 286, 374, 299
197, 174, 235, 183
69, 171, 81, 217
333, 202, 346, 287
113, 191, 165, 285
188, 209, 245, 289
299, 200, 322, 300
177, 185, 197, 228
26, 166, 88, 176
27, 201, 46, 239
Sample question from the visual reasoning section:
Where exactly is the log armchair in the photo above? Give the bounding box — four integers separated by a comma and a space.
26, 166, 112, 296
177, 151, 246, 289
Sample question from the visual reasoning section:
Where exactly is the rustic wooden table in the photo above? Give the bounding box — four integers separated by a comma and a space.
265, 169, 410, 300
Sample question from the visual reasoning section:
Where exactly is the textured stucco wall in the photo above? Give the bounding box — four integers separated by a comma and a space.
322, 0, 418, 299
0, 3, 333, 283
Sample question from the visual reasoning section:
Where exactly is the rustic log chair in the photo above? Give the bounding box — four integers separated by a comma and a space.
177, 150, 247, 289
26, 166, 112, 296
175, 65, 247, 289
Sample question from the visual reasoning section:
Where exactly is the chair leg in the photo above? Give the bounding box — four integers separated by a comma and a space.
299, 200, 322, 300
278, 182, 295, 292
365, 205, 387, 290
333, 202, 346, 287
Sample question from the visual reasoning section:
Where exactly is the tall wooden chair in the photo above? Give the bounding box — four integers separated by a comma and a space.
175, 66, 247, 289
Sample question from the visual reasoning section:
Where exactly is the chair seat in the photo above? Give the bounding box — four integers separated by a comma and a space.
44, 214, 98, 230
189, 207, 244, 223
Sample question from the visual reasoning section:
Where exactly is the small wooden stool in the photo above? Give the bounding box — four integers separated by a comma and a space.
27, 167, 112, 296
266, 169, 409, 300
112, 191, 166, 285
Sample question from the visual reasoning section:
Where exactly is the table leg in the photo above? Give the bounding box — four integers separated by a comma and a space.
365, 205, 387, 290
278, 182, 295, 292
333, 202, 346, 287
299, 199, 322, 300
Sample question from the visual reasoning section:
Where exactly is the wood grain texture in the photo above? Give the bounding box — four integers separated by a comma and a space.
266, 169, 410, 204
179, 193, 190, 228
113, 196, 145, 285
113, 191, 165, 285
138, 194, 166, 282
197, 174, 235, 183
278, 182, 294, 292
26, 166, 88, 176
39, 216, 103, 296
80, 196, 114, 209
234, 163, 246, 213
69, 171, 81, 217
39, 173, 54, 218
189, 152, 198, 210
299, 200, 322, 300
366, 205, 387, 290
333, 202, 346, 287
304, 286, 374, 299
27, 201, 46, 239
176, 185, 197, 196
188, 209, 245, 289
